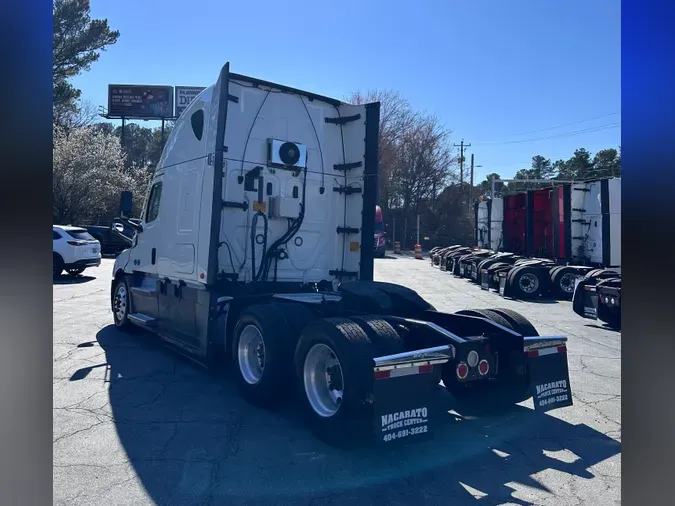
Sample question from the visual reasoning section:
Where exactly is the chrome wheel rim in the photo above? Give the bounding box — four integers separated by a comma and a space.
238, 325, 265, 385
114, 284, 127, 322
559, 273, 578, 293
303, 343, 344, 417
518, 273, 540, 294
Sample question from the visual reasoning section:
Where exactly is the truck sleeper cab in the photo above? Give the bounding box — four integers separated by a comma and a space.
110, 63, 574, 446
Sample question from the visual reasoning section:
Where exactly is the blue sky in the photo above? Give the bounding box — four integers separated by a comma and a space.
72, 0, 621, 182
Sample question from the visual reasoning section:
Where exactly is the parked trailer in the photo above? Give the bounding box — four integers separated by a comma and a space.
473, 179, 621, 300
108, 63, 574, 446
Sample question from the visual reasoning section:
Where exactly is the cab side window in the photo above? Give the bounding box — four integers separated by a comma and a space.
145, 182, 163, 223
191, 109, 204, 141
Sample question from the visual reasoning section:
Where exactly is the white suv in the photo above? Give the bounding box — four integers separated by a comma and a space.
53, 225, 102, 276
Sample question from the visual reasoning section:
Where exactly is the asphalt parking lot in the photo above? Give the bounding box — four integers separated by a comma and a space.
53, 256, 621, 505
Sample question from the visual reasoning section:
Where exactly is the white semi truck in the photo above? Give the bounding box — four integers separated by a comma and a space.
109, 63, 574, 446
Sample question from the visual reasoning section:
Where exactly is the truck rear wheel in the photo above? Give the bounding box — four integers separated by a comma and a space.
507, 266, 546, 298
294, 317, 378, 447
550, 266, 580, 298
232, 303, 295, 408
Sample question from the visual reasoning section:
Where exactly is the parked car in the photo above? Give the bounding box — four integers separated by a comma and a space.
83, 224, 134, 256
53, 225, 102, 276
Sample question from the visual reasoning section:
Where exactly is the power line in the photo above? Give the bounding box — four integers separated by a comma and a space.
474, 122, 621, 146
509, 112, 620, 136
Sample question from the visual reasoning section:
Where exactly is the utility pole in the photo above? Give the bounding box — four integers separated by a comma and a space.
469, 153, 475, 207
454, 140, 471, 185
416, 214, 420, 246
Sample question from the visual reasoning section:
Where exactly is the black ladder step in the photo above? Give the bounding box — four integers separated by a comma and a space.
128, 313, 158, 326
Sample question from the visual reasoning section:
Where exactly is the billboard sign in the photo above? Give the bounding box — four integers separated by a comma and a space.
175, 86, 207, 117
108, 85, 174, 119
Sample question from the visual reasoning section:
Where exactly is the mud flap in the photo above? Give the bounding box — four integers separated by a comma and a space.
480, 269, 490, 290
372, 345, 453, 445
524, 337, 573, 412
499, 271, 510, 296
572, 279, 598, 319
373, 369, 437, 445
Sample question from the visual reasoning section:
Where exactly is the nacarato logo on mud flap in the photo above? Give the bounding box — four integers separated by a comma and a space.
536, 380, 568, 398
381, 407, 428, 432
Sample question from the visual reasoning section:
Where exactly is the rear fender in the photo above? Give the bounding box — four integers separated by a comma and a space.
421, 310, 521, 342
383, 312, 520, 381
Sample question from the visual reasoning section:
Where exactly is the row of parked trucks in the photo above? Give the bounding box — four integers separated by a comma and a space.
429, 178, 621, 329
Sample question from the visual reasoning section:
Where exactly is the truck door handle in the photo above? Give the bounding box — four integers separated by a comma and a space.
151, 248, 156, 265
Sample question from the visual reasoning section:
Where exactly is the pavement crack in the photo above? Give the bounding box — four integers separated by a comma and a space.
53, 419, 109, 444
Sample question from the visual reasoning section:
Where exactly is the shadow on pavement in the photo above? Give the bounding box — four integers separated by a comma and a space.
584, 323, 621, 333
504, 297, 560, 305
53, 275, 96, 285
84, 325, 620, 505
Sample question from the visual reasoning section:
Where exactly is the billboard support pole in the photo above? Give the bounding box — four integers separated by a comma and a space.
161, 119, 165, 150
121, 118, 126, 148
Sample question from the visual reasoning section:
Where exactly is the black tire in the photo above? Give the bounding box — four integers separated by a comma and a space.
294, 317, 379, 447
508, 266, 546, 298
487, 263, 512, 289
350, 315, 405, 356
489, 308, 540, 336
111, 277, 136, 332
232, 303, 295, 408
278, 302, 315, 342
550, 266, 581, 299
487, 262, 510, 273
548, 265, 565, 280
582, 268, 603, 281
476, 258, 501, 274
455, 309, 514, 331
66, 268, 86, 276
53, 253, 64, 277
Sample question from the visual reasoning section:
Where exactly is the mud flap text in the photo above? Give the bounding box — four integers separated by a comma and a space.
529, 350, 573, 412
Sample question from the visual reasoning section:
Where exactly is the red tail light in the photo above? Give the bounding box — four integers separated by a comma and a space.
478, 360, 490, 376
456, 362, 469, 380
